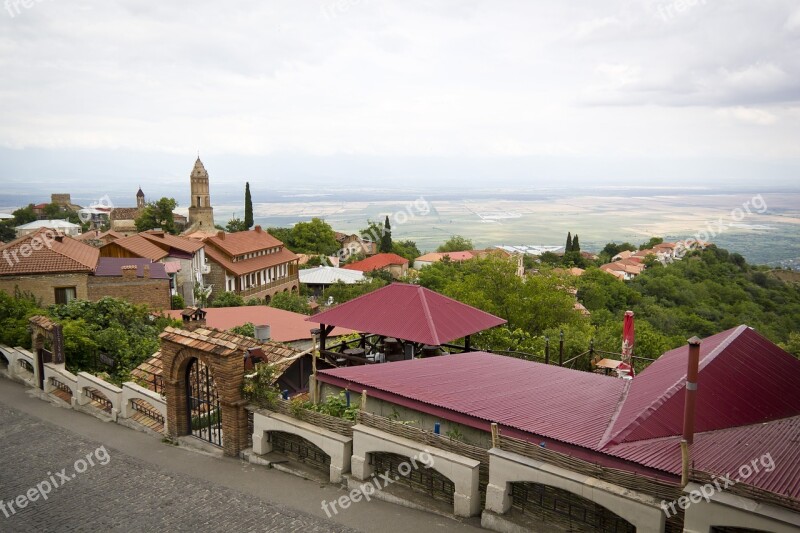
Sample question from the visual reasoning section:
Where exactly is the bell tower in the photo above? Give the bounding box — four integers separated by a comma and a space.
188, 157, 215, 229
136, 187, 145, 209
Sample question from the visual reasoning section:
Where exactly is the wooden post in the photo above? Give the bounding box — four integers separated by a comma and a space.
491, 423, 499, 448
464, 335, 471, 353
544, 337, 550, 365
559, 330, 564, 366
361, 389, 367, 411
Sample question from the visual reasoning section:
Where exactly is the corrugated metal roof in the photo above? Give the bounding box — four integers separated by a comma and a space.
605, 417, 800, 499
307, 283, 507, 345
602, 326, 800, 446
94, 257, 169, 279
299, 266, 365, 285
203, 226, 283, 256
204, 245, 298, 276
318, 352, 627, 449
102, 235, 170, 261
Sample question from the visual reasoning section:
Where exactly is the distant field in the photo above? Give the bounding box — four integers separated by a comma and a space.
219, 191, 800, 265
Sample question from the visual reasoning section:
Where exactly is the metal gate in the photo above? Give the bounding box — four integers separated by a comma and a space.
186, 358, 223, 447
270, 431, 331, 473
371, 452, 455, 506
511, 482, 635, 533
37, 348, 52, 390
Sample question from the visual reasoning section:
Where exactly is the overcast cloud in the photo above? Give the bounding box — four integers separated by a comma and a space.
0, 0, 799, 192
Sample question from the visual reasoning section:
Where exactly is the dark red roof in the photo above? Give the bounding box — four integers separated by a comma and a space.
94, 257, 169, 279
307, 283, 506, 345
601, 326, 800, 446
342, 253, 408, 272
318, 351, 627, 449
317, 325, 800, 497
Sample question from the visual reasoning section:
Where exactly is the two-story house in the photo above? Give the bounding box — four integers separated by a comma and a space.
202, 226, 300, 303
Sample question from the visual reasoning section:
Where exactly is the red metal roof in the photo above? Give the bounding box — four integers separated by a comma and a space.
94, 257, 169, 279
605, 416, 800, 499
163, 306, 352, 343
342, 253, 408, 272
307, 283, 507, 345
317, 351, 627, 449
602, 326, 800, 446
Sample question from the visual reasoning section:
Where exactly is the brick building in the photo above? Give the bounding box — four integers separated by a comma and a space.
202, 226, 299, 303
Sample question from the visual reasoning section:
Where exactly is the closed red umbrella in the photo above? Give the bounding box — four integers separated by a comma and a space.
620, 310, 635, 378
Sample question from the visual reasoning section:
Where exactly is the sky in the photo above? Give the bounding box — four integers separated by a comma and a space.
1, 0, 799, 203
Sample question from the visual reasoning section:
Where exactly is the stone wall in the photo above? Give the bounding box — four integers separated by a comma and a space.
87, 275, 171, 310
0, 273, 89, 305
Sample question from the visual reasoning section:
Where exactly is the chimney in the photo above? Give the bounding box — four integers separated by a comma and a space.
143, 264, 151, 278
683, 336, 701, 444
254, 324, 271, 342
217, 230, 225, 240
254, 225, 262, 233
121, 265, 137, 279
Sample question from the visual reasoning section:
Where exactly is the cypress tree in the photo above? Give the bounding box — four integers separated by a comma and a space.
244, 182, 253, 229
572, 234, 580, 252
565, 232, 573, 253
380, 215, 392, 253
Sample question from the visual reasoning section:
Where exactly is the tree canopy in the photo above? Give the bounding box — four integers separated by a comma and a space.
135, 198, 178, 234
436, 235, 473, 253
269, 291, 311, 315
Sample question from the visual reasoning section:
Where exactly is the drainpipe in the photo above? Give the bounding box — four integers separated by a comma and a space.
681, 336, 701, 486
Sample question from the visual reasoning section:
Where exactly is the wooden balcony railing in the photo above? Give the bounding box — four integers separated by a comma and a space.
238, 273, 299, 298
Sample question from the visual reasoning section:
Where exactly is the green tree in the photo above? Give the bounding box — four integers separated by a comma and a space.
0, 221, 15, 242
291, 218, 338, 255
135, 198, 178, 234
244, 182, 254, 229
437, 235, 473, 253
572, 234, 580, 252
210, 291, 246, 307
565, 232, 573, 253
225, 217, 248, 233
322, 276, 389, 305
392, 240, 421, 262
171, 294, 185, 310
269, 291, 311, 314
267, 227, 294, 248
380, 216, 392, 253
639, 236, 664, 250
12, 205, 37, 225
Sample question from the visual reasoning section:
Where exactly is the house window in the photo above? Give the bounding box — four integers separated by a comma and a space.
54, 287, 77, 305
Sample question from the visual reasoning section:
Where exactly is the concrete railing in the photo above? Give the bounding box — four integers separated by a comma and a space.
0, 346, 37, 387
76, 371, 123, 420
121, 381, 167, 422
43, 363, 78, 403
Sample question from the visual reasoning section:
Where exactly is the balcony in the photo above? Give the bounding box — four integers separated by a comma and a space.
238, 273, 299, 298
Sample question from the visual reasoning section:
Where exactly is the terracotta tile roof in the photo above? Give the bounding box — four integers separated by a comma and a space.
140, 231, 204, 254
203, 226, 284, 256
0, 229, 99, 275
163, 306, 353, 342
203, 244, 298, 276
102, 235, 169, 261
414, 251, 474, 263
110, 207, 142, 220
342, 253, 408, 272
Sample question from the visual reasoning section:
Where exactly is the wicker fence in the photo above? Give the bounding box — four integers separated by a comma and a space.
262, 398, 356, 437
692, 471, 800, 514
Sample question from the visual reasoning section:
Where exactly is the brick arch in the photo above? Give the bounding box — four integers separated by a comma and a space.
160, 329, 249, 457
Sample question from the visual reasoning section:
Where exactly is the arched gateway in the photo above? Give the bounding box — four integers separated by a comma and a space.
160, 327, 249, 457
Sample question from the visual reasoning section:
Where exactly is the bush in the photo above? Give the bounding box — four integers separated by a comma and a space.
171, 294, 185, 310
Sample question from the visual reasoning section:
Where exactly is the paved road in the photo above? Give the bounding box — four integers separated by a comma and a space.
0, 379, 483, 532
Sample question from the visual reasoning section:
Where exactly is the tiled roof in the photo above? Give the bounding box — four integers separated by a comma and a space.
101, 235, 169, 261
203, 227, 284, 256
414, 251, 474, 263
140, 231, 203, 254
163, 306, 353, 342
110, 207, 142, 221
204, 244, 298, 276
342, 253, 408, 272
0, 229, 99, 275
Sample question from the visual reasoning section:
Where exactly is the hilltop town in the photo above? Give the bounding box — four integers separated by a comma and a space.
1, 158, 799, 533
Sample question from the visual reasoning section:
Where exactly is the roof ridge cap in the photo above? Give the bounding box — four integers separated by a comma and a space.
416, 285, 440, 345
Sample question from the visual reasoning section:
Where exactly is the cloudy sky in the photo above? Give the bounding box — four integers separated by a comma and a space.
1, 0, 799, 202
